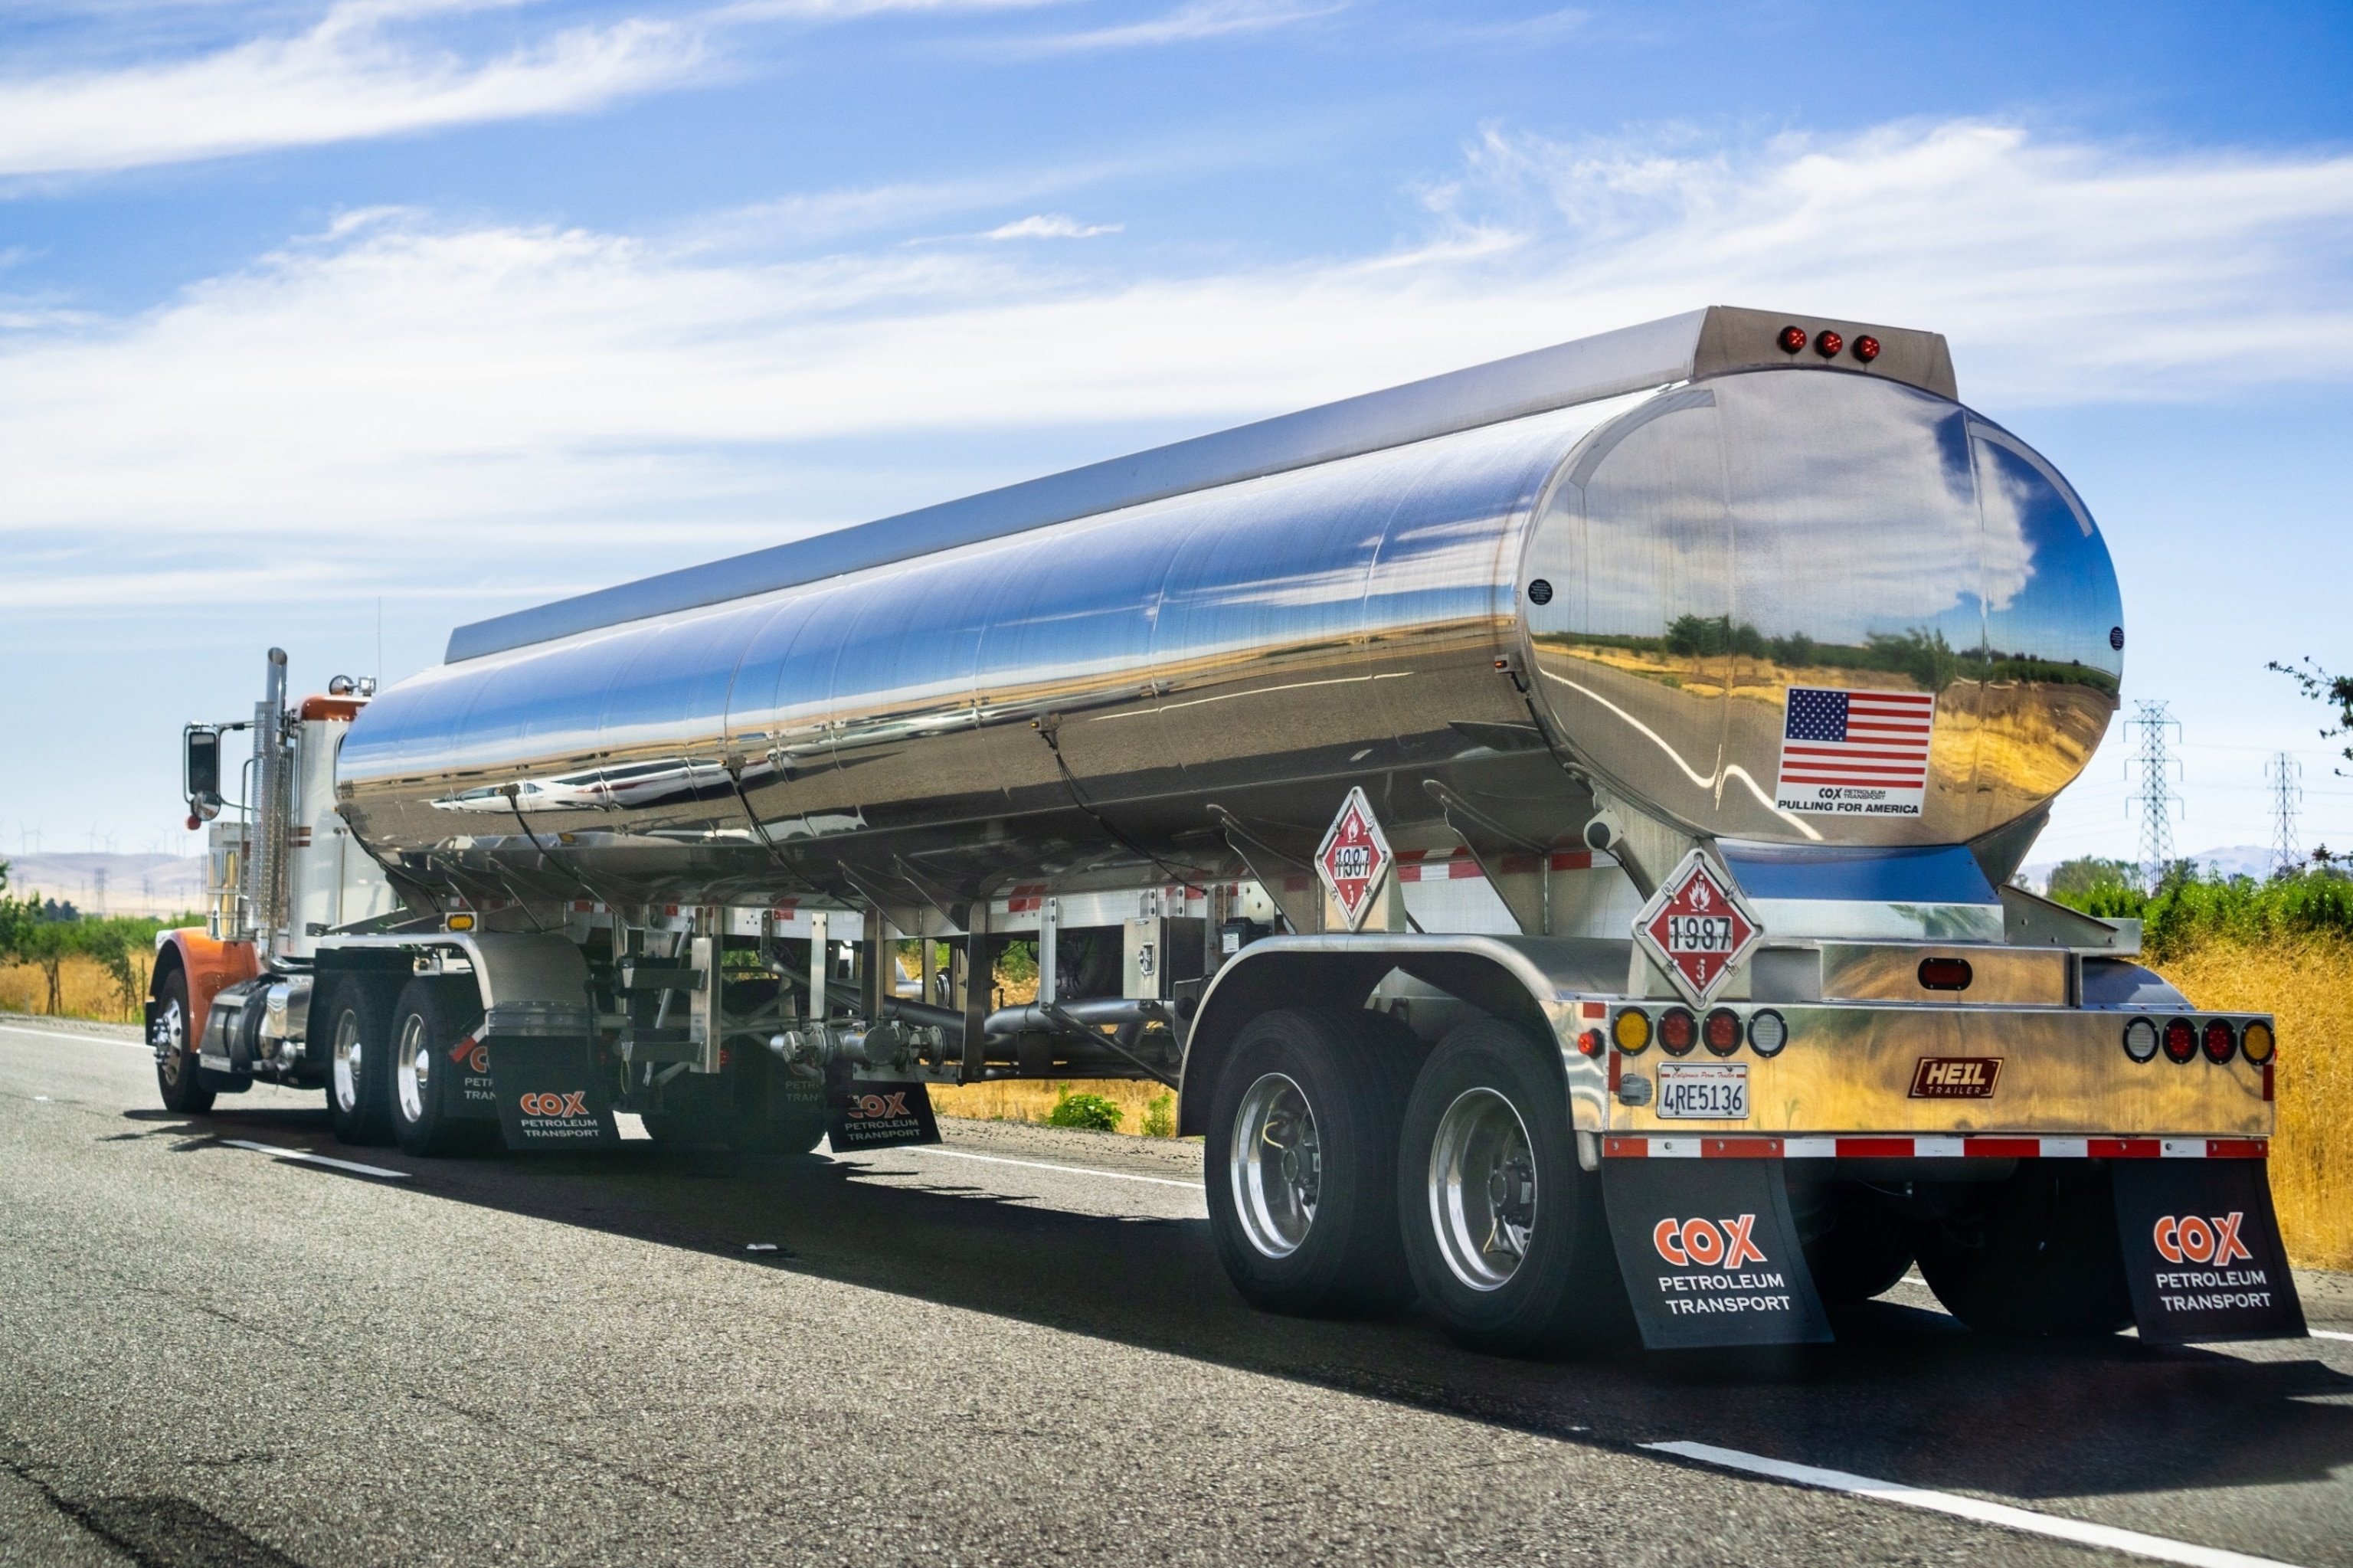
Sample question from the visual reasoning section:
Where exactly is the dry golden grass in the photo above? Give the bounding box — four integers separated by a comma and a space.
928, 1077, 1177, 1136
2158, 938, 2353, 1270
0, 954, 150, 1025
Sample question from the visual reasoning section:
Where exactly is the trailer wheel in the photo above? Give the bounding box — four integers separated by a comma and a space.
1206, 1007, 1421, 1316
1795, 1183, 1916, 1304
151, 969, 214, 1115
322, 977, 396, 1146
390, 978, 487, 1157
1398, 1019, 1621, 1356
1912, 1160, 2132, 1337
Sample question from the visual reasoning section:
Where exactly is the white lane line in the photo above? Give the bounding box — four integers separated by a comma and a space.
2311, 1328, 2353, 1343
219, 1140, 410, 1180
889, 1144, 1201, 1190
1643, 1442, 2301, 1568
0, 1020, 149, 1052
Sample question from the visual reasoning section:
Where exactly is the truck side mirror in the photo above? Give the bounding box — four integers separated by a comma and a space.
185, 726, 223, 820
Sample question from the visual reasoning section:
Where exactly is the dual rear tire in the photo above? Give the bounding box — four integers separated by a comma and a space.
1208, 1010, 1621, 1352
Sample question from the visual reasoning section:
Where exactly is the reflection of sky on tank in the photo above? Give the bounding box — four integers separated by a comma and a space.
1972, 436, 2124, 676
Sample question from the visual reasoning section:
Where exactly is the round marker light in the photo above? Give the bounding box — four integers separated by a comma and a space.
2122, 1016, 2159, 1062
1749, 1009, 1788, 1057
1612, 1008, 1652, 1054
1777, 324, 1808, 355
1853, 335, 1880, 363
2202, 1017, 2238, 1065
2242, 1020, 2276, 1065
1577, 1028, 1605, 1058
1658, 1007, 1697, 1056
2162, 1016, 2198, 1064
1815, 329, 1843, 358
1703, 1008, 1743, 1056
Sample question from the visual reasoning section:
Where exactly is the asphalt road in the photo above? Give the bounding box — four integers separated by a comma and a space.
4, 1016, 2352, 1568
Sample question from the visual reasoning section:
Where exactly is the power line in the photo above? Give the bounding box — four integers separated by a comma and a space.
2126, 700, 2182, 889
2267, 752, 2302, 876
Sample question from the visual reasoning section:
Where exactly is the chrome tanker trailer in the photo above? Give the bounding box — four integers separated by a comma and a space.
150, 306, 2306, 1353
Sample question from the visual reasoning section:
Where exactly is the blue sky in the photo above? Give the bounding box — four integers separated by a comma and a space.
4, 0, 2351, 870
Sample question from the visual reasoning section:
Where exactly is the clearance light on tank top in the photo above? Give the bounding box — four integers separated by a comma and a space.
1777, 324, 1808, 354
2202, 1017, 2239, 1064
1814, 329, 1843, 358
2241, 1020, 2276, 1065
2162, 1016, 2198, 1064
1852, 334, 1881, 363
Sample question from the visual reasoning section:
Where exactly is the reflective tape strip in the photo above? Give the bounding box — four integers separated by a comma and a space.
1601, 1135, 2268, 1160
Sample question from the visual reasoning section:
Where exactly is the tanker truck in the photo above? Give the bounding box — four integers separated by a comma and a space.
148, 306, 2306, 1354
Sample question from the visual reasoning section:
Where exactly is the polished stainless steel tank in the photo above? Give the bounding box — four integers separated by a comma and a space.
337, 309, 2121, 915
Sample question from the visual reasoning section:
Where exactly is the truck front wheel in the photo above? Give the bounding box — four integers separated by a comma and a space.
1912, 1160, 2132, 1337
1206, 1007, 1421, 1316
152, 969, 214, 1115
1398, 1019, 1623, 1356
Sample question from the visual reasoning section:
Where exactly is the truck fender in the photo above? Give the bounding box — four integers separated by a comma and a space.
151, 928, 260, 1054
1177, 933, 1623, 1138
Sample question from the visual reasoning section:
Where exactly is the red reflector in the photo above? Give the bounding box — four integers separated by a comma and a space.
1776, 324, 1807, 354
1658, 1007, 1697, 1056
1814, 329, 1843, 358
1916, 956, 1973, 991
1703, 1008, 1742, 1056
1853, 334, 1880, 362
2202, 1018, 2237, 1064
2162, 1017, 2198, 1064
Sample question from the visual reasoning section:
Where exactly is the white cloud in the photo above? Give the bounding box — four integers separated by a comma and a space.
4, 119, 2351, 597
1017, 0, 1341, 52
0, 0, 705, 175
983, 213, 1121, 239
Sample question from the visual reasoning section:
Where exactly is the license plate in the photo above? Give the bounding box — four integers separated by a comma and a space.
1655, 1062, 1749, 1121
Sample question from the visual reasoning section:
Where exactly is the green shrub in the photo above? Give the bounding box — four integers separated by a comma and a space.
1045, 1090, 1123, 1132
1141, 1092, 1175, 1139
2050, 862, 2353, 962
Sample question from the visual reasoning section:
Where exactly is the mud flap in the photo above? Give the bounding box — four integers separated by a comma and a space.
2110, 1158, 2307, 1343
1602, 1157, 1834, 1348
447, 1034, 502, 1121
826, 1079, 941, 1153
488, 1037, 618, 1151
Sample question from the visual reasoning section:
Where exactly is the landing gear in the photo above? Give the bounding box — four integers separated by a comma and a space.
1912, 1160, 2132, 1337
1205, 1007, 1421, 1316
151, 969, 214, 1115
1397, 1020, 1622, 1356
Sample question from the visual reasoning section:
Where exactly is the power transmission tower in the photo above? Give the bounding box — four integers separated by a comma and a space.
2267, 752, 2303, 876
2125, 700, 2182, 890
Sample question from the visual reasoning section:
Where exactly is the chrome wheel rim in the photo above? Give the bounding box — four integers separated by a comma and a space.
1429, 1087, 1537, 1291
152, 997, 185, 1079
332, 1010, 363, 1115
1229, 1072, 1320, 1259
396, 1013, 430, 1124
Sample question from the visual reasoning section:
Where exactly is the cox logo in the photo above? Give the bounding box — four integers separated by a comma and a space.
2153, 1212, 2252, 1266
446, 1037, 490, 1075
518, 1091, 589, 1118
848, 1092, 910, 1120
1652, 1214, 1766, 1268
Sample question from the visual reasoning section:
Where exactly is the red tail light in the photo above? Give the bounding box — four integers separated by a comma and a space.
1703, 1008, 1743, 1056
1658, 1007, 1697, 1056
2202, 1018, 2238, 1064
2162, 1017, 2198, 1064
1917, 957, 1973, 991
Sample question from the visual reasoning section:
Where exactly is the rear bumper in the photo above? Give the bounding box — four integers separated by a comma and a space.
1600, 1134, 2270, 1159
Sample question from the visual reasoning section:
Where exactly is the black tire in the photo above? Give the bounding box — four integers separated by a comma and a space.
1912, 1160, 2132, 1337
1204, 1007, 1422, 1317
320, 976, 396, 1146
390, 977, 489, 1157
1795, 1182, 1916, 1304
151, 967, 215, 1115
1398, 1018, 1623, 1356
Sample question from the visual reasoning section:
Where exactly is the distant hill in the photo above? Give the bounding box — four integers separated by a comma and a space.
2, 853, 204, 917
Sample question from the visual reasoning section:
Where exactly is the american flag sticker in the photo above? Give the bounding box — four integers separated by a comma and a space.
1774, 686, 1936, 817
